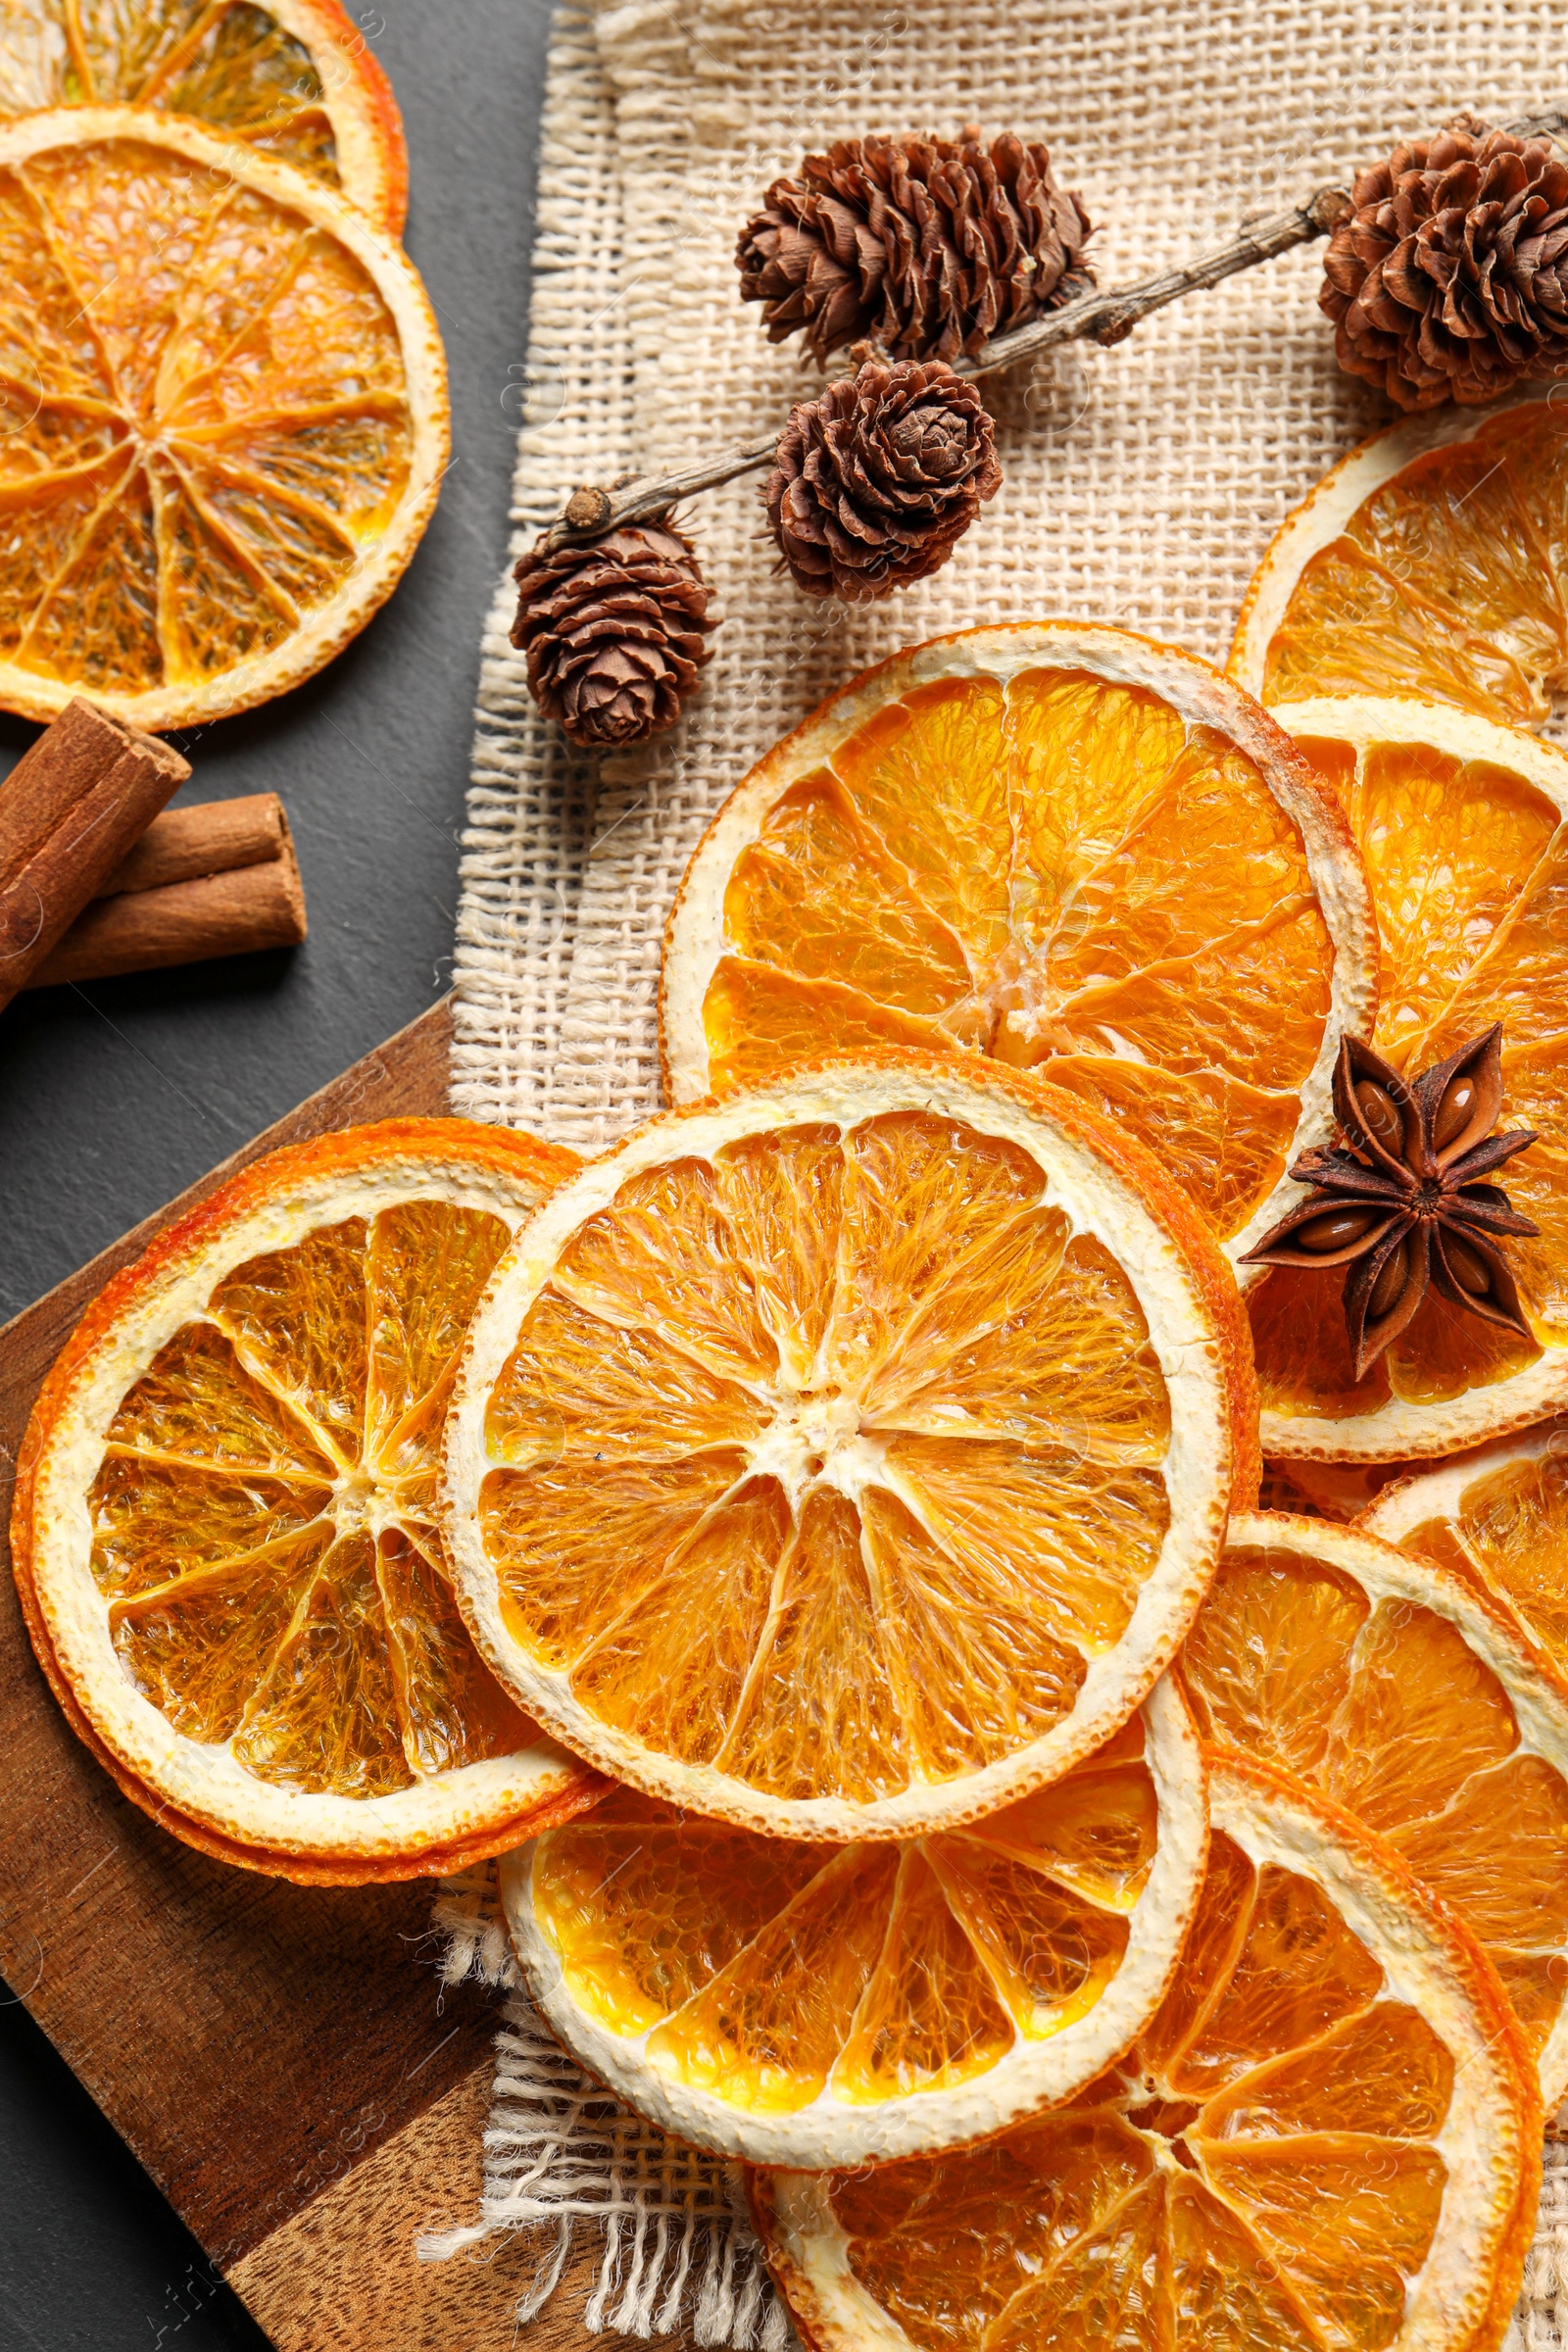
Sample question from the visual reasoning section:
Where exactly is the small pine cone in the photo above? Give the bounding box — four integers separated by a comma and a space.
737, 129, 1093, 366
1322, 124, 1568, 409
765, 359, 1002, 602
511, 517, 715, 748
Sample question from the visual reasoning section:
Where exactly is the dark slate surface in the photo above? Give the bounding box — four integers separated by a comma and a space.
0, 5, 553, 2341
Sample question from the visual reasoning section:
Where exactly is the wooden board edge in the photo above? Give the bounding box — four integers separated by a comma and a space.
0, 993, 496, 2277
230, 2053, 700, 2352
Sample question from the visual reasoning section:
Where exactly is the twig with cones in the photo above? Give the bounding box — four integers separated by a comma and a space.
512, 110, 1568, 750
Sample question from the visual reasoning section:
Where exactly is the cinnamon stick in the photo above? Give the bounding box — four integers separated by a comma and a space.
0, 700, 190, 1011
26, 798, 307, 989
98, 794, 291, 898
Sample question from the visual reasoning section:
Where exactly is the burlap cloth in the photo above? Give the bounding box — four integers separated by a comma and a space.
431, 0, 1568, 2339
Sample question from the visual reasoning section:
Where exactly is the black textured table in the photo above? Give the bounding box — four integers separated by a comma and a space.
0, 8, 554, 2344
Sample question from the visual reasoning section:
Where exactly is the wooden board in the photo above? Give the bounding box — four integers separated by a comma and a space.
0, 1001, 667, 2352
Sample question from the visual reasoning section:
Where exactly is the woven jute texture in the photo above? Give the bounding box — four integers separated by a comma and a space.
420, 1869, 788, 2346
450, 0, 1558, 1152
439, 0, 1568, 2341
447, 2, 618, 1136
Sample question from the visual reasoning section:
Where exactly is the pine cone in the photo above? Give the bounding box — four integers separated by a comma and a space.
738, 130, 1093, 366
765, 360, 1002, 601
1322, 124, 1568, 409
511, 517, 715, 748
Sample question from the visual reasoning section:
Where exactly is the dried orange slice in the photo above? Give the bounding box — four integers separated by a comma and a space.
1177, 1510, 1568, 2103
443, 1050, 1258, 1839
661, 623, 1376, 1270
1255, 1456, 1419, 1521
499, 1683, 1205, 2167
0, 0, 407, 230
1362, 1416, 1568, 1679
12, 1119, 601, 1884
0, 107, 447, 731
1250, 695, 1568, 1459
752, 1754, 1541, 2352
1231, 385, 1568, 728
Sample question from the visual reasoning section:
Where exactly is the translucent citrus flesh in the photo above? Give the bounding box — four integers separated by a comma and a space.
0, 132, 412, 702
1178, 1545, 1568, 2066
529, 1725, 1155, 2113
94, 1199, 540, 1796
1259, 407, 1568, 726
1254, 1459, 1418, 1524
479, 1110, 1172, 1804
814, 1829, 1456, 2352
1399, 1450, 1568, 1686
1251, 728, 1568, 1427
0, 3, 370, 197
701, 671, 1332, 1244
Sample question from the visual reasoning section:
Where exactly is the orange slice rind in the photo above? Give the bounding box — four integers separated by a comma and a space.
1256, 1455, 1421, 1521
751, 1753, 1541, 2352
1251, 694, 1568, 1459
661, 621, 1376, 1273
443, 1049, 1257, 1840
1361, 1415, 1568, 1688
1179, 1508, 1568, 2104
12, 1118, 601, 1883
499, 1680, 1206, 2169
1230, 384, 1568, 728
0, 106, 447, 731
0, 0, 409, 231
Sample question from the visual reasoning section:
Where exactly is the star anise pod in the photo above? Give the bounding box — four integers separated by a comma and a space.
1240, 1026, 1541, 1379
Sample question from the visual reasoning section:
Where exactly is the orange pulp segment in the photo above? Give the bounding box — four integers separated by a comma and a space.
662, 625, 1373, 1262
14, 1119, 598, 1880
446, 1054, 1253, 1838
480, 1113, 1167, 1804
1255, 1457, 1423, 1521
500, 1691, 1206, 2166
1361, 1420, 1568, 1694
1250, 699, 1568, 1456
98, 1198, 529, 1793
752, 1757, 1539, 2352
0, 0, 409, 229
1232, 391, 1568, 728
0, 107, 446, 731
1178, 1509, 1568, 2100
